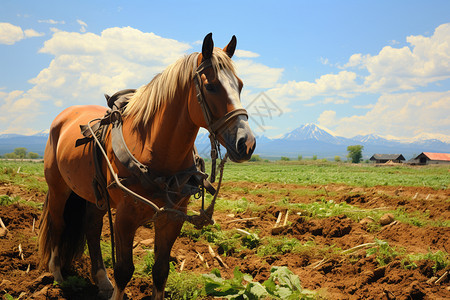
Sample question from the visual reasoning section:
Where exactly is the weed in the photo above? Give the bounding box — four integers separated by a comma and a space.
403, 250, 449, 274
204, 266, 315, 299
58, 275, 88, 292
166, 266, 206, 300
257, 236, 302, 257
136, 250, 155, 276
0, 195, 20, 206
366, 239, 404, 266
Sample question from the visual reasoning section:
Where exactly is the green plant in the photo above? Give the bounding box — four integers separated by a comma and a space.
58, 275, 89, 292
264, 266, 315, 299
281, 156, 290, 161
241, 232, 260, 249
0, 195, 20, 206
257, 236, 301, 257
203, 266, 315, 299
204, 267, 268, 299
403, 250, 449, 274
366, 239, 404, 266
166, 268, 206, 300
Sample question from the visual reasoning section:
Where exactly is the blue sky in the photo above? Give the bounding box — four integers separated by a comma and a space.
1, 0, 449, 142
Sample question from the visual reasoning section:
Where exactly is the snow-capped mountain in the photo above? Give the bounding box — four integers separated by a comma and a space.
281, 123, 351, 145
248, 124, 449, 159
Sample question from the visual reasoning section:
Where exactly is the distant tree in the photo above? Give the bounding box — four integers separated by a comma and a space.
14, 147, 27, 159
249, 154, 262, 162
334, 155, 341, 162
4, 153, 17, 159
280, 156, 290, 161
27, 152, 40, 159
347, 145, 364, 163
297, 155, 303, 161
312, 155, 317, 161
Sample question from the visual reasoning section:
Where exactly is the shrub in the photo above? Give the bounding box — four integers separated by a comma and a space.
249, 154, 262, 162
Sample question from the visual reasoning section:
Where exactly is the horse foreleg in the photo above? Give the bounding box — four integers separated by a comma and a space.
86, 202, 113, 298
110, 206, 138, 300
152, 212, 185, 300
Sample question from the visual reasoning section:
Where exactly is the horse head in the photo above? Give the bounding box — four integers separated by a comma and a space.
189, 33, 256, 163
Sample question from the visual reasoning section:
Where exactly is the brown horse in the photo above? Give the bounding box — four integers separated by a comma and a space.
38, 33, 255, 299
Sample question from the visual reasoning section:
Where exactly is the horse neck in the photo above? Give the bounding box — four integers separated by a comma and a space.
122, 89, 199, 174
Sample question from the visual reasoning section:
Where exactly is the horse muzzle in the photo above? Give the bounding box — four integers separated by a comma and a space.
220, 115, 256, 163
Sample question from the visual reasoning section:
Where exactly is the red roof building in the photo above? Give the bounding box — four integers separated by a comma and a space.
413, 152, 450, 165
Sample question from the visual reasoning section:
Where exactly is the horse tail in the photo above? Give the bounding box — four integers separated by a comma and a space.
38, 191, 87, 270
38, 192, 51, 269
60, 192, 87, 268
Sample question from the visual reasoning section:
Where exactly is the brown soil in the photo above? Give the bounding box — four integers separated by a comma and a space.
0, 181, 449, 299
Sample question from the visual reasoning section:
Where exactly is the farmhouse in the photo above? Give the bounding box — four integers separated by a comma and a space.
412, 152, 450, 165
369, 154, 405, 164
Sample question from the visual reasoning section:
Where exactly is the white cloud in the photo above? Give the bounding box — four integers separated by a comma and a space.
0, 23, 24, 45
345, 23, 450, 92
235, 59, 283, 89
38, 19, 65, 25
0, 27, 193, 133
24, 29, 45, 38
268, 70, 358, 105
327, 91, 450, 138
235, 49, 260, 58
317, 110, 337, 128
77, 19, 88, 33
0, 90, 42, 134
0, 23, 44, 45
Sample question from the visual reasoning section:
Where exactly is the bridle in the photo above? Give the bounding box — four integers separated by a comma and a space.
193, 54, 248, 181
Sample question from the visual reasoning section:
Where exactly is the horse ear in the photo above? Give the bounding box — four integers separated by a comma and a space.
223, 35, 237, 58
202, 33, 214, 60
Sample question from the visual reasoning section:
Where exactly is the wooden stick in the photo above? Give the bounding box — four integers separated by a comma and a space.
235, 228, 251, 236
196, 250, 209, 268
283, 210, 289, 226
0, 217, 7, 230
179, 259, 186, 272
435, 271, 448, 284
208, 244, 228, 268
18, 243, 24, 260
323, 186, 329, 197
32, 218, 36, 234
275, 211, 282, 227
224, 217, 259, 224
310, 242, 377, 269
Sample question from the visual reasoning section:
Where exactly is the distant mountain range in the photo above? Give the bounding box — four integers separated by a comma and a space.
197, 123, 450, 160
1, 124, 449, 160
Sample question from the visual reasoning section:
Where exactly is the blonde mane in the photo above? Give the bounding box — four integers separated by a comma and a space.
123, 49, 236, 128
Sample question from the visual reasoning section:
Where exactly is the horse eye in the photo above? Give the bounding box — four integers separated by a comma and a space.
205, 83, 216, 92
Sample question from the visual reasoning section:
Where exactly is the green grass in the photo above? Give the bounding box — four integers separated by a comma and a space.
0, 160, 47, 193
1, 159, 448, 193
221, 161, 449, 189
280, 198, 450, 228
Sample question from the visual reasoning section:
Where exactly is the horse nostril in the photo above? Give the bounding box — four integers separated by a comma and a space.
237, 137, 247, 156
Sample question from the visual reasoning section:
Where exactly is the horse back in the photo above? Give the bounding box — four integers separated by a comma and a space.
44, 105, 108, 203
